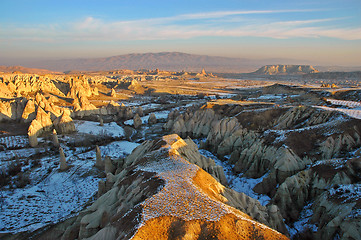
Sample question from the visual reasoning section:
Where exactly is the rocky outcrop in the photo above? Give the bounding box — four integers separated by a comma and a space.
163, 100, 361, 239
310, 183, 361, 240
72, 95, 98, 118
52, 129, 60, 147
164, 104, 310, 194
53, 109, 76, 134
273, 106, 338, 130
273, 157, 360, 224
0, 74, 65, 97
133, 114, 142, 129
59, 147, 68, 171
136, 106, 143, 117
252, 65, 319, 75
21, 99, 37, 123
28, 107, 53, 147
148, 113, 157, 124
47, 135, 288, 239
127, 79, 145, 94
110, 88, 116, 97
67, 76, 93, 99
94, 145, 104, 170
0, 98, 27, 122
319, 132, 360, 159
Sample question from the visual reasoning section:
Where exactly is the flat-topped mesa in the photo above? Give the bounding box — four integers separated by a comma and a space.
252, 65, 319, 75
53, 134, 288, 240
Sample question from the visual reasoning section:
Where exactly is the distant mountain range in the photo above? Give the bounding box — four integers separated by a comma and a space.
1, 52, 315, 73
0, 52, 359, 73
0, 65, 60, 74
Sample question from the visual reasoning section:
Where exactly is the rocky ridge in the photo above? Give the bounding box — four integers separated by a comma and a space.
35, 134, 288, 239
163, 99, 361, 239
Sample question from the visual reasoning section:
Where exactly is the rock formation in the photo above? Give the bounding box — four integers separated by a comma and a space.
110, 88, 116, 97
252, 65, 319, 75
67, 76, 93, 99
95, 145, 104, 170
127, 79, 145, 94
163, 99, 361, 238
52, 129, 60, 147
53, 109, 76, 134
104, 156, 115, 174
133, 113, 142, 129
59, 147, 68, 171
136, 106, 143, 117
27, 107, 53, 147
50, 134, 287, 239
21, 99, 37, 123
148, 113, 157, 125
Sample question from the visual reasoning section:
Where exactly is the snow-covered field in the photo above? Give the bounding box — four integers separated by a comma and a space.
124, 110, 170, 125
0, 132, 139, 234
0, 151, 102, 233
75, 121, 125, 137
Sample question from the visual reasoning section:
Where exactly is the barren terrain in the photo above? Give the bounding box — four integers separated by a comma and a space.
0, 68, 360, 239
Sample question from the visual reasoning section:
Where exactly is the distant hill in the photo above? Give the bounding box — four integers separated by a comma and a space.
303, 71, 361, 80
0, 65, 60, 74
13, 52, 313, 73
252, 65, 319, 75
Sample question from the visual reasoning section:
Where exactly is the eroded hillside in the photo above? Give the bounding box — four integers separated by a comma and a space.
0, 70, 360, 239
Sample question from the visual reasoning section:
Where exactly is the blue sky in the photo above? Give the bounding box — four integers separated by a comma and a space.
1, 0, 360, 65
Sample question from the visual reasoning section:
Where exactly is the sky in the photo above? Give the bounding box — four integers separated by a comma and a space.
0, 0, 360, 66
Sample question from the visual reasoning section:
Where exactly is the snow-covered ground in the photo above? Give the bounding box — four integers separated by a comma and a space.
0, 140, 139, 233
288, 202, 317, 237
198, 148, 271, 206
124, 110, 170, 125
327, 99, 361, 108
315, 106, 361, 119
75, 120, 125, 137
0, 152, 101, 233
248, 94, 299, 101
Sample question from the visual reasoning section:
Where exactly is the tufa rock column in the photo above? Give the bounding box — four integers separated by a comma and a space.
136, 106, 144, 117
148, 113, 157, 125
59, 147, 68, 171
52, 129, 60, 147
95, 145, 104, 170
28, 134, 38, 148
104, 156, 115, 174
133, 113, 142, 129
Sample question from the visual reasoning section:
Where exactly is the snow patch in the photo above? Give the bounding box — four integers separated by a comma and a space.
75, 120, 124, 137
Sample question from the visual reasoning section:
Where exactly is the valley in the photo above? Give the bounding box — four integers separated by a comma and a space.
0, 68, 360, 239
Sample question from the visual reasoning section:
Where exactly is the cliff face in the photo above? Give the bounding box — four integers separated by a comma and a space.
253, 65, 319, 75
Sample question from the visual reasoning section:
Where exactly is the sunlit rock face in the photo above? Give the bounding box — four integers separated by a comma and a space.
44, 134, 288, 240
252, 65, 319, 75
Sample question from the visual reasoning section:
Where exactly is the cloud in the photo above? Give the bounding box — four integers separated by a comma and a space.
1, 9, 360, 43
